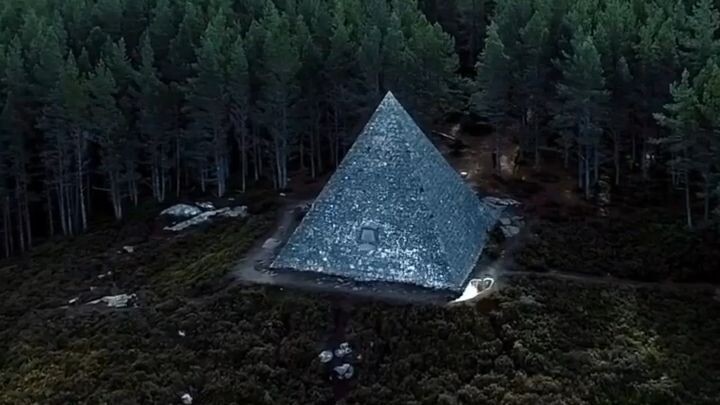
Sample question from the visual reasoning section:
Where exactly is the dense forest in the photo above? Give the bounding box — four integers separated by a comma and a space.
0, 0, 719, 258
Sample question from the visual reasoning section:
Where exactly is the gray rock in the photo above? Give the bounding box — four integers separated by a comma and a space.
164, 206, 249, 231
499, 217, 512, 226
262, 238, 282, 250
122, 245, 135, 253
501, 225, 520, 238
196, 201, 215, 210
87, 293, 136, 308
181, 393, 193, 405
483, 196, 521, 207
160, 204, 202, 218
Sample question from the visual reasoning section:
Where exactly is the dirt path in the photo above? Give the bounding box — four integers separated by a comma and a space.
231, 198, 310, 284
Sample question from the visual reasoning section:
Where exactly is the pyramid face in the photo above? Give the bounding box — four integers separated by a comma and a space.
271, 92, 500, 291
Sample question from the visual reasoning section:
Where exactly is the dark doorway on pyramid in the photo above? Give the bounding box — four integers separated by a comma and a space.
271, 92, 501, 292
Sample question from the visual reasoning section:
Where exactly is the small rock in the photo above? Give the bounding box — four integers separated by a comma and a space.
279, 192, 287, 197
88, 293, 136, 308
499, 217, 511, 226
262, 238, 282, 250
333, 363, 354, 380
460, 171, 469, 178
181, 393, 193, 405
501, 225, 520, 238
196, 201, 215, 210
223, 206, 248, 218
178, 330, 186, 337
68, 297, 80, 305
122, 245, 135, 254
318, 350, 333, 363
97, 271, 112, 279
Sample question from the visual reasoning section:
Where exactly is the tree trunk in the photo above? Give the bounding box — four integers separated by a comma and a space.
46, 187, 54, 237
240, 119, 247, 192
685, 171, 693, 229
76, 134, 87, 232
593, 145, 599, 187
23, 188, 31, 247
613, 131, 621, 186
176, 136, 182, 198
3, 197, 11, 257
16, 196, 25, 253
704, 176, 710, 222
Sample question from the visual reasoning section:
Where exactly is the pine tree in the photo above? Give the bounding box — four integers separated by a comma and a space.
87, 61, 126, 220
635, 6, 680, 178
694, 60, 720, 220
37, 54, 90, 235
595, 0, 636, 184
680, 0, 719, 76
324, 6, 355, 166
149, 0, 179, 63
226, 32, 251, 192
654, 70, 701, 228
295, 16, 325, 178
258, 6, 300, 189
519, 7, 552, 167
474, 21, 510, 174
405, 18, 460, 121
187, 13, 230, 196
2, 39, 33, 250
382, 12, 409, 94
134, 33, 169, 202
555, 32, 608, 199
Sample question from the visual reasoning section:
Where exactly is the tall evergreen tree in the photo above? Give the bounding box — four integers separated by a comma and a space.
474, 21, 511, 174
654, 70, 701, 228
554, 32, 608, 199
134, 33, 169, 202
37, 54, 90, 235
187, 12, 231, 196
258, 5, 300, 189
87, 61, 126, 220
226, 32, 251, 192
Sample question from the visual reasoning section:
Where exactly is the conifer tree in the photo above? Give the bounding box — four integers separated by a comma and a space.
87, 61, 126, 219
474, 21, 510, 174
555, 32, 608, 199
187, 13, 230, 196
258, 6, 299, 189
655, 70, 701, 228
135, 33, 169, 202
226, 32, 251, 191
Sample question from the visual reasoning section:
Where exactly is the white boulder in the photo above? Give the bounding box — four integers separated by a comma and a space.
164, 206, 249, 232
501, 225, 520, 238
88, 293, 136, 308
181, 393, 193, 405
196, 201, 215, 210
160, 204, 202, 218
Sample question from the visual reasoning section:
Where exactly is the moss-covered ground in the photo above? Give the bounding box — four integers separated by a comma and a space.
1, 198, 719, 404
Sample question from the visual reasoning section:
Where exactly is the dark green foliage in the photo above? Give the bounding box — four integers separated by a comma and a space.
0, 0, 463, 252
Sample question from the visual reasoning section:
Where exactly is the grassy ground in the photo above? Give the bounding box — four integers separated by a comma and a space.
1, 266, 718, 404
1, 144, 719, 404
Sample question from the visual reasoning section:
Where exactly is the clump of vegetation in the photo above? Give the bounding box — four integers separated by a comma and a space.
517, 201, 720, 283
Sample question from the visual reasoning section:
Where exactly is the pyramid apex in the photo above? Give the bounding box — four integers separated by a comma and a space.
381, 91, 398, 104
